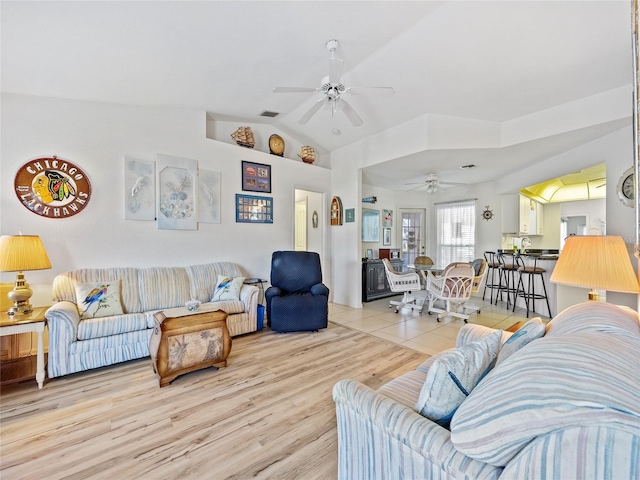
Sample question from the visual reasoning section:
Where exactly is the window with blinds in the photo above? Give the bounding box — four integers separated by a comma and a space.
436, 199, 476, 265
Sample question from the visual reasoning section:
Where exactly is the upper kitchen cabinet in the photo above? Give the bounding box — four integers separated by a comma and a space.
502, 194, 544, 235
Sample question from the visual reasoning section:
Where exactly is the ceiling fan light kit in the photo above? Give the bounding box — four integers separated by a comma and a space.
273, 39, 395, 127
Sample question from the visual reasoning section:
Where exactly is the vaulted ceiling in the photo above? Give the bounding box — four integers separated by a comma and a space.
1, 1, 633, 190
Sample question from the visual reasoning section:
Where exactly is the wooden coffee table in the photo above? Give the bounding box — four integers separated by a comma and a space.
150, 306, 231, 387
506, 321, 526, 332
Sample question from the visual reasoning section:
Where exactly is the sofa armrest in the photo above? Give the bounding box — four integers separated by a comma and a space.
456, 323, 512, 348
332, 379, 502, 480
239, 283, 258, 319
45, 301, 81, 378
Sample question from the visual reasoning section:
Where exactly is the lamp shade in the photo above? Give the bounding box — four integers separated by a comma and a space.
0, 235, 52, 272
550, 235, 639, 293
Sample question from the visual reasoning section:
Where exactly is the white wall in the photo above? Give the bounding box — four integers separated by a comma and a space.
1, 94, 332, 304
3, 94, 637, 312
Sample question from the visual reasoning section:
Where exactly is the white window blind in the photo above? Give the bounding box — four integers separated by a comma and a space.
436, 199, 476, 265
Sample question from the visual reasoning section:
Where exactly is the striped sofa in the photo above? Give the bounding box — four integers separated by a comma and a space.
45, 262, 258, 378
333, 302, 640, 479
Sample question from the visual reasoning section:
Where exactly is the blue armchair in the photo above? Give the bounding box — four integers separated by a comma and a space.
265, 251, 329, 332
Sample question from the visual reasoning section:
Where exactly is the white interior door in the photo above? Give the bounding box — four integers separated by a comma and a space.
399, 208, 426, 265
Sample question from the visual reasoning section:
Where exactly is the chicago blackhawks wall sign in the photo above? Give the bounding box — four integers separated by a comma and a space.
14, 156, 92, 218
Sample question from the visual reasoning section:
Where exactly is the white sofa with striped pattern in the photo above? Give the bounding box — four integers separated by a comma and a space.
45, 262, 258, 378
333, 302, 640, 479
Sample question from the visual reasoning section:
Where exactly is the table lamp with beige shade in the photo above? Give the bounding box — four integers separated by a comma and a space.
550, 235, 639, 301
0, 234, 52, 316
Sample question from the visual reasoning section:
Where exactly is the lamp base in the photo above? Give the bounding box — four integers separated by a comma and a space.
6, 272, 34, 316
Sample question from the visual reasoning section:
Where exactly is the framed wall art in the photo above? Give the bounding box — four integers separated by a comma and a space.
236, 194, 273, 223
242, 161, 271, 193
383, 209, 393, 227
157, 154, 198, 230
345, 208, 355, 223
383, 227, 391, 246
124, 156, 155, 221
198, 169, 221, 224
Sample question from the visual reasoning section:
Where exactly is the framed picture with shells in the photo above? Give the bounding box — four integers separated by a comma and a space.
156, 154, 198, 230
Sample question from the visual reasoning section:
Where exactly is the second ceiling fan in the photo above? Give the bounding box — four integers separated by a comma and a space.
273, 39, 395, 126
405, 173, 466, 193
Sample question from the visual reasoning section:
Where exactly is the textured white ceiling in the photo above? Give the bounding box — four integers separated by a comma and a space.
1, 1, 633, 189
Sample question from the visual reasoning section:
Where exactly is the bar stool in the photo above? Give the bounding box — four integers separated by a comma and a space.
482, 251, 501, 304
496, 252, 519, 308
513, 255, 551, 318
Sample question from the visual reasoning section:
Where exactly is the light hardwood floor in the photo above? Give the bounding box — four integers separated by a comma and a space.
0, 321, 428, 480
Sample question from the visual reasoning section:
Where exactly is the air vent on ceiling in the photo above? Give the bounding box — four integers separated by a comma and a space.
259, 110, 280, 118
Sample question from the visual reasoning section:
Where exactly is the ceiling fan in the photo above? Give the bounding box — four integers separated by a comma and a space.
272, 39, 395, 126
405, 173, 466, 193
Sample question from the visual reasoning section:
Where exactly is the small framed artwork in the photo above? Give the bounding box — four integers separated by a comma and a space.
236, 194, 273, 223
366, 249, 373, 260
383, 227, 391, 246
242, 161, 271, 193
383, 209, 393, 227
345, 208, 355, 223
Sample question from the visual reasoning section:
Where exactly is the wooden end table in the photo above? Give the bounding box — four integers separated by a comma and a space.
150, 306, 231, 387
0, 306, 47, 389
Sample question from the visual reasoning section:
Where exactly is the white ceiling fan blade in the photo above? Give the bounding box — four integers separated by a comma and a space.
273, 87, 318, 93
336, 98, 363, 126
298, 98, 325, 125
439, 181, 467, 186
328, 57, 343, 84
346, 86, 396, 96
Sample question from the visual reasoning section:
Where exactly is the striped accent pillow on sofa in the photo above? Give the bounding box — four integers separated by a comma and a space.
415, 330, 501, 426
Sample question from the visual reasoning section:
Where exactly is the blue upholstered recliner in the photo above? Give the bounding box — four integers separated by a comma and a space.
265, 251, 329, 332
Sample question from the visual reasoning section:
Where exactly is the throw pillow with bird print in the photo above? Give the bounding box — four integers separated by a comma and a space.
75, 282, 124, 319
212, 275, 245, 301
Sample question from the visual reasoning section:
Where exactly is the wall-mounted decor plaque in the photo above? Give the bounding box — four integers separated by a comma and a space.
14, 156, 92, 218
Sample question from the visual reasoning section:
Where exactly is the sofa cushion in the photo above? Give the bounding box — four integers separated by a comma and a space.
78, 312, 149, 340
138, 267, 191, 311
212, 275, 245, 301
415, 330, 501, 426
75, 282, 124, 319
185, 262, 244, 304
495, 317, 545, 366
450, 330, 640, 467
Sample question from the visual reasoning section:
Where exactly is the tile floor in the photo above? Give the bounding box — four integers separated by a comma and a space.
329, 294, 549, 356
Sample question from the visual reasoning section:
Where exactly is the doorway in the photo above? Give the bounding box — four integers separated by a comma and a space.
561, 214, 587, 249
294, 188, 325, 270
399, 208, 426, 266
